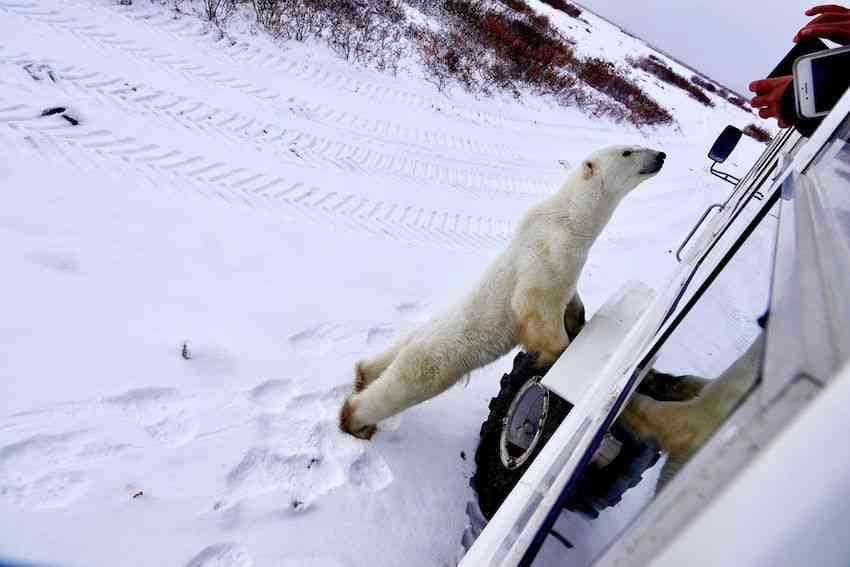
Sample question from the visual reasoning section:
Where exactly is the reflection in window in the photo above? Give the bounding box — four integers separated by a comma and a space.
534, 202, 778, 566
623, 199, 776, 486
764, 116, 850, 396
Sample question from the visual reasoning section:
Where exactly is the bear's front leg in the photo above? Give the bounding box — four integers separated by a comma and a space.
517, 311, 569, 367
621, 393, 710, 487
513, 286, 569, 368
340, 394, 378, 440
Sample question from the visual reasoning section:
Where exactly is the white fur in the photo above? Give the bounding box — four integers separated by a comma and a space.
622, 334, 764, 486
340, 145, 665, 438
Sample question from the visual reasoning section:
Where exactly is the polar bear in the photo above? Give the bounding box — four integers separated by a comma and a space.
340, 145, 667, 439
622, 334, 764, 487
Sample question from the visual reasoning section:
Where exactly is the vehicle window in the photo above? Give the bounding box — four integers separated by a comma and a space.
763, 116, 850, 399
533, 200, 779, 566
659, 131, 793, 331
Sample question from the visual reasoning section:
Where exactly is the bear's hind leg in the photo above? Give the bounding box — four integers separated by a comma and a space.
354, 333, 415, 393
341, 342, 459, 438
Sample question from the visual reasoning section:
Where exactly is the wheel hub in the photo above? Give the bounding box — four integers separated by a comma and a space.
500, 378, 549, 470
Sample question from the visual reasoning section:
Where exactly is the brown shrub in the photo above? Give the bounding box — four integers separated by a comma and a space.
412, 0, 673, 127
480, 12, 575, 75
537, 0, 581, 17
725, 94, 751, 111
253, 0, 407, 72
577, 58, 673, 126
743, 124, 771, 143
691, 74, 717, 93
435, 0, 576, 92
416, 28, 483, 92
630, 56, 713, 107
498, 0, 533, 15
253, 0, 285, 31
202, 0, 236, 26
693, 75, 754, 112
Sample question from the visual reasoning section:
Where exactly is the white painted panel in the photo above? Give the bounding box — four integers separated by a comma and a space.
542, 281, 655, 405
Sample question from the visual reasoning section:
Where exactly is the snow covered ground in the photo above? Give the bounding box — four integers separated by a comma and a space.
0, 0, 770, 565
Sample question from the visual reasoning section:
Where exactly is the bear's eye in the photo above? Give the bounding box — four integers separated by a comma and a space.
622, 150, 633, 157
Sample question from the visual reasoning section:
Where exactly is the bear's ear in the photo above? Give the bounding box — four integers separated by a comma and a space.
582, 160, 595, 181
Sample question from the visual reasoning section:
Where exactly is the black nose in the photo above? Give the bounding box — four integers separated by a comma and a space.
657, 152, 666, 162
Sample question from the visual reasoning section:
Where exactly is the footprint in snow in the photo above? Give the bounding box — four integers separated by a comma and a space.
249, 379, 293, 409
2, 470, 91, 510
105, 387, 199, 447
394, 301, 430, 323
222, 380, 394, 515
105, 387, 184, 424
348, 452, 392, 492
0, 384, 203, 511
182, 342, 238, 376
0, 430, 126, 510
184, 542, 253, 567
289, 311, 425, 358
278, 554, 349, 567
365, 324, 395, 346
287, 323, 356, 356
225, 447, 336, 511
144, 412, 199, 448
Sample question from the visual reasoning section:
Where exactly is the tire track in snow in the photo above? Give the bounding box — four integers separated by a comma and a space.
0, 105, 513, 249
91, 0, 557, 136
118, 4, 634, 142
0, 49, 551, 200
0, 0, 561, 174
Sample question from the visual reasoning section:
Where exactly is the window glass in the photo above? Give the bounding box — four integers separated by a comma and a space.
660, 131, 792, 330
764, 116, 850, 397
533, 201, 778, 566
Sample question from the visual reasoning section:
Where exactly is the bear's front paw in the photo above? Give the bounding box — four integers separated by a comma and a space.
531, 347, 563, 368
340, 396, 377, 440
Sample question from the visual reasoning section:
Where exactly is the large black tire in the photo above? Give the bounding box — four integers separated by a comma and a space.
472, 352, 664, 520
472, 351, 572, 519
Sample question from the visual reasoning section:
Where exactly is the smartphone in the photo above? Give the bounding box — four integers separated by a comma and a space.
794, 45, 850, 119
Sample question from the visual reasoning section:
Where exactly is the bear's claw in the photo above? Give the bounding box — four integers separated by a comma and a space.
354, 361, 368, 393
340, 396, 377, 440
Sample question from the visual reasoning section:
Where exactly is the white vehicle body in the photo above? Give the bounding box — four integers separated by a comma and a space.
461, 83, 850, 567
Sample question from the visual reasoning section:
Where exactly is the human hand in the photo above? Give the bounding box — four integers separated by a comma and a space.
794, 5, 850, 44
749, 76, 794, 128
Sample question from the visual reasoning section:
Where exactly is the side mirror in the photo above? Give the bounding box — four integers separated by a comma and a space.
707, 126, 743, 186
708, 125, 743, 164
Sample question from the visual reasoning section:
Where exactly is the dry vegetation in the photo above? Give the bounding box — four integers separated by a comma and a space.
691, 74, 753, 112
418, 0, 577, 95
193, 0, 683, 127
251, 0, 407, 72
417, 0, 672, 126
629, 55, 713, 107
537, 0, 581, 18
743, 123, 772, 143
722, 91, 751, 112
575, 57, 672, 125
690, 74, 716, 93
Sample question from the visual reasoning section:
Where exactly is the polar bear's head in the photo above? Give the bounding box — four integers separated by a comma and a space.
580, 145, 666, 196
